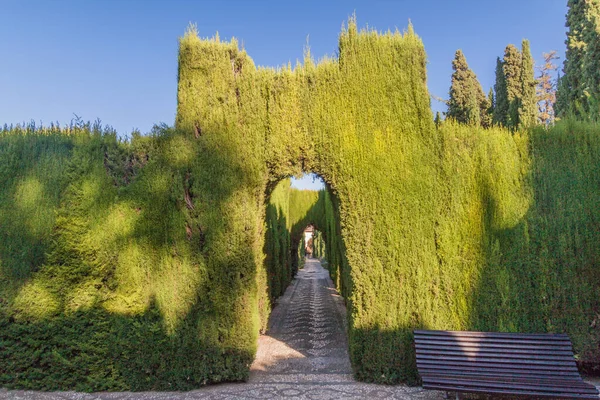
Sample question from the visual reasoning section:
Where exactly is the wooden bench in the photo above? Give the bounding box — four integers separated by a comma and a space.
414, 330, 600, 399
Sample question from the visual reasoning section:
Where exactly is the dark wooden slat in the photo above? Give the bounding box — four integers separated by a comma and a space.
423, 378, 598, 395
416, 338, 573, 350
416, 342, 575, 353
414, 337, 574, 347
417, 354, 576, 366
420, 372, 582, 381
417, 359, 579, 372
425, 383, 600, 399
416, 348, 576, 360
418, 366, 581, 378
422, 374, 597, 389
414, 330, 570, 340
414, 337, 573, 347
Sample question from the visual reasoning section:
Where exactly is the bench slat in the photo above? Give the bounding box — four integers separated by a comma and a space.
414, 330, 570, 340
417, 359, 579, 372
417, 348, 576, 360
416, 342, 575, 353
414, 336, 573, 346
424, 383, 600, 399
417, 354, 577, 366
418, 365, 581, 378
423, 375, 597, 391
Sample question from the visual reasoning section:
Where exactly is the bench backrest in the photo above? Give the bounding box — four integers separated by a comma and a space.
414, 330, 581, 380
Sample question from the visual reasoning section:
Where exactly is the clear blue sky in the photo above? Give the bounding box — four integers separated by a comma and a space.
1, 1, 568, 189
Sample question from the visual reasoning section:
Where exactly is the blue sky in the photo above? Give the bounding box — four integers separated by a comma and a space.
1, 1, 568, 190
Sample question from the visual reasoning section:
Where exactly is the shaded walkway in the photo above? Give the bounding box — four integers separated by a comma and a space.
250, 257, 352, 381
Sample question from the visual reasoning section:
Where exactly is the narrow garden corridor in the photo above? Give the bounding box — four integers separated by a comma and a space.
250, 257, 352, 380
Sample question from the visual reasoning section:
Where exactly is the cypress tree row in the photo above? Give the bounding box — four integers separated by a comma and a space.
434, 111, 442, 128
557, 0, 589, 118
492, 41, 537, 129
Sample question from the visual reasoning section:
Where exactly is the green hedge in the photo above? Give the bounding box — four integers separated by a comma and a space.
0, 18, 598, 390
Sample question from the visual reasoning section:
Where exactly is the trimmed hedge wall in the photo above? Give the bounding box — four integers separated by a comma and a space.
176, 20, 599, 383
0, 19, 598, 390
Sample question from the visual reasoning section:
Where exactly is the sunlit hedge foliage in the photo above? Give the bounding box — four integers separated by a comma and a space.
0, 18, 599, 391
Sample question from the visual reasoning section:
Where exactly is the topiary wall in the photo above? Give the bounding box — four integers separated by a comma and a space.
0, 18, 599, 391
176, 19, 600, 384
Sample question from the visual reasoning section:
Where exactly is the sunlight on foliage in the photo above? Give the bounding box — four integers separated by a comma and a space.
0, 18, 599, 391
13, 280, 59, 319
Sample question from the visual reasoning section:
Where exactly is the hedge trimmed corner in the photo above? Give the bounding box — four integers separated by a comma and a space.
0, 18, 599, 391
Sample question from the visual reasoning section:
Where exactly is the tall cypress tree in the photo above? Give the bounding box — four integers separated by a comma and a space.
583, 1, 600, 118
558, 0, 589, 118
519, 39, 538, 128
503, 44, 523, 129
447, 50, 487, 126
493, 57, 509, 126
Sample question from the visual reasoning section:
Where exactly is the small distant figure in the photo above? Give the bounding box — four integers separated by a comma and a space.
304, 225, 314, 259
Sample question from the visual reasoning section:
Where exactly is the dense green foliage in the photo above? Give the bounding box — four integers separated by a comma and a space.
491, 41, 537, 129
0, 124, 256, 390
446, 50, 490, 127
493, 57, 509, 126
0, 18, 599, 390
436, 120, 599, 364
557, 0, 600, 118
519, 40, 537, 128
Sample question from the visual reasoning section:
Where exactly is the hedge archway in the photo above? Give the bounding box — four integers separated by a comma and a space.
176, 19, 438, 383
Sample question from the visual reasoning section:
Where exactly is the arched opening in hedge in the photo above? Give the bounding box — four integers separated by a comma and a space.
175, 18, 438, 383
262, 174, 348, 312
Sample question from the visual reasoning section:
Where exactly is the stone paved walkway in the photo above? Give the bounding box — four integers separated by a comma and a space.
2, 259, 598, 399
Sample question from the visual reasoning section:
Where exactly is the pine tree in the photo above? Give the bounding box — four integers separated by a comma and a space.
493, 57, 509, 126
447, 50, 488, 127
518, 40, 538, 128
537, 51, 559, 126
503, 44, 523, 129
434, 111, 442, 128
